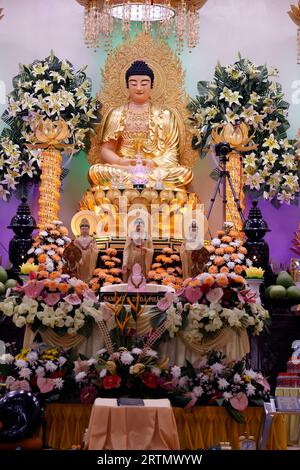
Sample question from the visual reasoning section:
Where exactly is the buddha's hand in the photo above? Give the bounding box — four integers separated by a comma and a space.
122, 264, 127, 274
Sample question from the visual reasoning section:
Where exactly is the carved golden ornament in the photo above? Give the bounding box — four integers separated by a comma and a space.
151, 197, 163, 206
131, 196, 149, 206
123, 188, 140, 202
106, 189, 121, 201
141, 188, 158, 202
94, 188, 106, 204
160, 189, 175, 202
89, 33, 197, 168
212, 122, 257, 153
175, 190, 188, 203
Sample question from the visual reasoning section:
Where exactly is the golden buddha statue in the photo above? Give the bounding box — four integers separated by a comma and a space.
88, 60, 193, 190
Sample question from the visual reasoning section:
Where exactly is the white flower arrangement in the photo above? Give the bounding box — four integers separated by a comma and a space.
0, 276, 101, 337
182, 301, 269, 344
190, 56, 300, 206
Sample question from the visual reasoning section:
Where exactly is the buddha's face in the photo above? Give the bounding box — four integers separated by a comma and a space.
127, 75, 152, 104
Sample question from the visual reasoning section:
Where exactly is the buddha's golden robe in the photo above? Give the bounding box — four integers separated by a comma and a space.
88, 103, 193, 189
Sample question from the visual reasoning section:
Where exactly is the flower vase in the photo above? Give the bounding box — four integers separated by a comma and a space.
246, 278, 263, 305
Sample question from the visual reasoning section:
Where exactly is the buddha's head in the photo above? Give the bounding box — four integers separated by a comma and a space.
80, 218, 90, 237
126, 60, 154, 104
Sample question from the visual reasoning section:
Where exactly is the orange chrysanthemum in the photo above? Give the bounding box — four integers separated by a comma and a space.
208, 265, 218, 274
58, 283, 70, 293
38, 254, 47, 264
216, 274, 229, 287
220, 266, 229, 273
224, 246, 235, 254
221, 236, 232, 243
234, 265, 244, 275
214, 256, 226, 266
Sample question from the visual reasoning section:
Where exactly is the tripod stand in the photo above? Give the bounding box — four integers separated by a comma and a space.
207, 148, 245, 226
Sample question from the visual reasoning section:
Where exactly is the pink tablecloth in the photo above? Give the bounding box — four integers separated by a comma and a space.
87, 398, 180, 450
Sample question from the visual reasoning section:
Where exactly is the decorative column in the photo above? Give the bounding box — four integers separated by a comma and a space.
38, 149, 62, 227
28, 119, 72, 228
211, 121, 257, 231
226, 152, 245, 231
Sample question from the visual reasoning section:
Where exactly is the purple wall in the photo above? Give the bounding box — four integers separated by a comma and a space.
245, 195, 299, 272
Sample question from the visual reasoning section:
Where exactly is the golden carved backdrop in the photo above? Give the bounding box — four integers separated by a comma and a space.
88, 32, 197, 169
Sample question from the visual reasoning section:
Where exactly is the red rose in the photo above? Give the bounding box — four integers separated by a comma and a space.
142, 372, 158, 389
103, 374, 121, 390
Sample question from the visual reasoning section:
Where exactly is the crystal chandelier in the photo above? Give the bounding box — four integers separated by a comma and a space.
75, 1, 208, 53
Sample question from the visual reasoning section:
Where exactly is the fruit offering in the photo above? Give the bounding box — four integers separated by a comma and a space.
0, 266, 17, 296
265, 270, 300, 306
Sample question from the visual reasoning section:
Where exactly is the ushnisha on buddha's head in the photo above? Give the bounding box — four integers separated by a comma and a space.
80, 218, 90, 237
125, 60, 154, 105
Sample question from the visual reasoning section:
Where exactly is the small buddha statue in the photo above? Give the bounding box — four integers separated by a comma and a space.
89, 60, 193, 189
179, 221, 210, 279
127, 263, 147, 292
62, 242, 82, 279
73, 218, 99, 283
